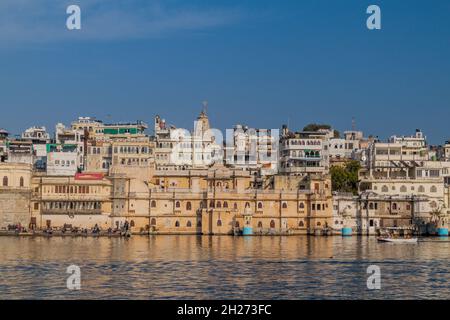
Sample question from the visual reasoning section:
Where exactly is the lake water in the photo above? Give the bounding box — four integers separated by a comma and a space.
0, 235, 449, 299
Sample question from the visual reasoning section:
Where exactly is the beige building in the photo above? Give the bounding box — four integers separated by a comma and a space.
31, 173, 113, 230
85, 140, 113, 173
333, 191, 431, 235
146, 164, 333, 235
0, 163, 32, 229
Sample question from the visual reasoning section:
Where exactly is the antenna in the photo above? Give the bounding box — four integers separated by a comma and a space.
202, 100, 208, 115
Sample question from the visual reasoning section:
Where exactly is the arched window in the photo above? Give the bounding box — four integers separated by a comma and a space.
175, 201, 180, 208
197, 220, 202, 227
217, 220, 222, 227
130, 220, 135, 227
299, 221, 304, 227
233, 203, 238, 210
217, 201, 222, 208
175, 221, 180, 227
299, 202, 305, 209
245, 202, 250, 208
270, 220, 275, 228
187, 221, 192, 227
430, 186, 437, 193
19, 177, 24, 187
392, 203, 397, 210
2, 176, 8, 187
381, 185, 389, 192
258, 221, 263, 228
151, 218, 156, 226
282, 202, 288, 209
210, 201, 215, 208
369, 203, 374, 210
418, 186, 425, 193
223, 201, 228, 208
257, 202, 263, 209
317, 221, 321, 226
235, 221, 240, 228
151, 200, 156, 208
400, 185, 407, 193
186, 202, 192, 211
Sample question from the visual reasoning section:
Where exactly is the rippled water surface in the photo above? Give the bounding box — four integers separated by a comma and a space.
0, 236, 449, 299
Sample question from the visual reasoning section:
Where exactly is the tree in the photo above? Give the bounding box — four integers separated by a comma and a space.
302, 123, 331, 132
302, 123, 339, 138
330, 160, 361, 194
330, 166, 348, 192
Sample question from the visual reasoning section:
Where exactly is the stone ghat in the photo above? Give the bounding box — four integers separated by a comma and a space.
0, 230, 129, 237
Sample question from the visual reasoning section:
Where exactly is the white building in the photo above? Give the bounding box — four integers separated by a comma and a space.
359, 129, 447, 217
7, 140, 34, 165
46, 151, 78, 176
21, 126, 50, 144
154, 110, 222, 171
55, 123, 85, 170
224, 124, 278, 175
279, 126, 332, 176
0, 129, 8, 162
329, 130, 365, 161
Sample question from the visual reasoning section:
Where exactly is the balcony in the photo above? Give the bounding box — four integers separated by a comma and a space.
41, 209, 102, 215
289, 155, 321, 160
281, 166, 326, 174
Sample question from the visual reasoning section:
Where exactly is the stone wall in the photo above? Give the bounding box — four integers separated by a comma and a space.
0, 189, 31, 229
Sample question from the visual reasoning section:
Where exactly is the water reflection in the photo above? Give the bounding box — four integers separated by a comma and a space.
0, 236, 449, 299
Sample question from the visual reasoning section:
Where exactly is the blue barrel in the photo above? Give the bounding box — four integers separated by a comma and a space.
242, 227, 253, 235
437, 228, 449, 237
341, 227, 353, 236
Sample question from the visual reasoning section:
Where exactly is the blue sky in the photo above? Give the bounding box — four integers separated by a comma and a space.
1, 0, 450, 144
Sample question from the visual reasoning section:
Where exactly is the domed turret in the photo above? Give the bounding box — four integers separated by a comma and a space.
194, 102, 210, 137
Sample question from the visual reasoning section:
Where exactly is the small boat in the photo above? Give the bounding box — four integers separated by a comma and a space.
377, 237, 418, 244
377, 227, 418, 244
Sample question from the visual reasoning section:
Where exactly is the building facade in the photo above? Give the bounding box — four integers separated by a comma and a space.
0, 163, 32, 229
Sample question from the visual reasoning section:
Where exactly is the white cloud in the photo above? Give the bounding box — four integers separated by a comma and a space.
0, 0, 242, 45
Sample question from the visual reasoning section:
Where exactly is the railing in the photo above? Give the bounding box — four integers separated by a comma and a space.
149, 187, 312, 195
333, 192, 355, 197
41, 209, 102, 215
39, 195, 108, 201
